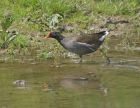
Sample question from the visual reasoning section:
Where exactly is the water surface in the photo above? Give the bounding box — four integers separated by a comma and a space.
0, 53, 140, 108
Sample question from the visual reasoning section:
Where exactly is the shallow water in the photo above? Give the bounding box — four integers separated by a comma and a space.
0, 53, 140, 108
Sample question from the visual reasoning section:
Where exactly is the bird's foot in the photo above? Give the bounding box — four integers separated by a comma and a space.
106, 57, 111, 64
74, 59, 82, 64
79, 59, 82, 63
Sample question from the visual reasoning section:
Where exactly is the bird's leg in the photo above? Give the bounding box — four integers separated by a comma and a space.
78, 55, 83, 63
99, 49, 110, 64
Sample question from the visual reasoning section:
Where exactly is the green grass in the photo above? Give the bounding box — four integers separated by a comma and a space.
91, 0, 139, 15
0, 0, 139, 19
0, 0, 140, 59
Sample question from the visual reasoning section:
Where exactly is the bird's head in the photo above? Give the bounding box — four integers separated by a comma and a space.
44, 32, 61, 39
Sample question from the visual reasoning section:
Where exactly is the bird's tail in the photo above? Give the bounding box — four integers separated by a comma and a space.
99, 31, 109, 41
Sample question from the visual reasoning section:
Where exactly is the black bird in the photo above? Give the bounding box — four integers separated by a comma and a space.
44, 31, 110, 63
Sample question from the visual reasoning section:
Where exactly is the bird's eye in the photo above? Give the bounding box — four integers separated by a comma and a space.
54, 32, 58, 36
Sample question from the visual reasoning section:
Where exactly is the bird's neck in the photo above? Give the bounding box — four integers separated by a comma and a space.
55, 35, 67, 49
55, 35, 65, 42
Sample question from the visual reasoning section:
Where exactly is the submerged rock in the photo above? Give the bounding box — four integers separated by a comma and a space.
42, 82, 52, 92
13, 80, 26, 89
60, 74, 100, 90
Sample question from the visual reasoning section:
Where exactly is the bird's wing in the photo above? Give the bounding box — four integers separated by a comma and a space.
74, 34, 99, 45
75, 31, 109, 45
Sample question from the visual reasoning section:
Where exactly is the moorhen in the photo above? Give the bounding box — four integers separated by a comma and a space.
44, 31, 110, 63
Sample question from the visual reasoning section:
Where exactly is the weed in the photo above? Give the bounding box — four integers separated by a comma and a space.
0, 0, 140, 60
